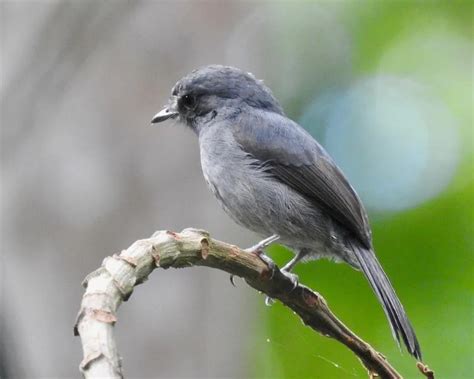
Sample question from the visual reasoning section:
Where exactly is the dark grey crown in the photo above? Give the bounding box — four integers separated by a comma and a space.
172, 65, 284, 115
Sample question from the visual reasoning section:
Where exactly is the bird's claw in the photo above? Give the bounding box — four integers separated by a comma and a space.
281, 269, 299, 290
264, 269, 298, 306
245, 235, 279, 276
265, 296, 275, 306
254, 251, 277, 275
232, 235, 280, 288
244, 235, 299, 306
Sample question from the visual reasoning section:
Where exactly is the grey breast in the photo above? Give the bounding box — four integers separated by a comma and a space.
198, 122, 335, 253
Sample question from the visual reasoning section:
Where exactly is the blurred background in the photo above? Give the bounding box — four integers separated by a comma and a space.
1, 1, 472, 378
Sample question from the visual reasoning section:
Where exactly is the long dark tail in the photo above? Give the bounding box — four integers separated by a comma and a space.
350, 242, 422, 360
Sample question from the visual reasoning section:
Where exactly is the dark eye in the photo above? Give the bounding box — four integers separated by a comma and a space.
181, 94, 196, 109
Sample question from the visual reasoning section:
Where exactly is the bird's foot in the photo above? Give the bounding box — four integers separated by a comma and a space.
244, 235, 280, 305
281, 269, 299, 290
233, 235, 297, 305
244, 234, 280, 274
263, 269, 299, 306
251, 250, 278, 306
229, 235, 280, 287
253, 250, 277, 273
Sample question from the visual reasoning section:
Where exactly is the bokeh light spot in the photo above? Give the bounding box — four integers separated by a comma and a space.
300, 76, 460, 212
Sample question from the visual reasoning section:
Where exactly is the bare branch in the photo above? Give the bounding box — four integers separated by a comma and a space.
75, 228, 421, 379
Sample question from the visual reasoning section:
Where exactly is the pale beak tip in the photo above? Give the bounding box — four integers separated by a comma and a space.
151, 108, 177, 124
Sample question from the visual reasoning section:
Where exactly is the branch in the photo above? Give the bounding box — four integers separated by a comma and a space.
74, 228, 419, 378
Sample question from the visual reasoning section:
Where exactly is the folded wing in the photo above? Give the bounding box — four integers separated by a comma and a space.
232, 109, 372, 249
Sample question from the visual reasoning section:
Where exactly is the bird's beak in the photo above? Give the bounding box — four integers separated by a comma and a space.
151, 97, 178, 124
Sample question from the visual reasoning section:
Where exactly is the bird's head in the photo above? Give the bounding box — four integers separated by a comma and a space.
151, 65, 283, 129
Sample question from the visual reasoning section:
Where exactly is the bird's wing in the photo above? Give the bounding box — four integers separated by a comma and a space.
232, 109, 372, 248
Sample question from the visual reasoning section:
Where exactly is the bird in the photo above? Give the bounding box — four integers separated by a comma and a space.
151, 64, 421, 360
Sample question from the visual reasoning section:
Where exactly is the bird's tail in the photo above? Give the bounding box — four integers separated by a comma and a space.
350, 242, 422, 360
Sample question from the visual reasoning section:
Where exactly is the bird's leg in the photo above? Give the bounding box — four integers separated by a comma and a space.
280, 249, 306, 289
257, 241, 307, 306
229, 235, 280, 288
244, 234, 280, 272
263, 250, 304, 306
245, 234, 280, 306
245, 234, 281, 254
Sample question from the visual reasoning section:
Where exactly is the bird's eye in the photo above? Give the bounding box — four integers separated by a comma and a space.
181, 94, 196, 109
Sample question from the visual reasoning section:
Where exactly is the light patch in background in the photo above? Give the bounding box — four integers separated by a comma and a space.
225, 2, 352, 112
375, 23, 473, 189
300, 76, 460, 212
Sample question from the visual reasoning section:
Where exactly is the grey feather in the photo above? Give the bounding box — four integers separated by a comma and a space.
349, 241, 422, 360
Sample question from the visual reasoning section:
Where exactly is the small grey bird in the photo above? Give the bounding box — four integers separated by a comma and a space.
152, 65, 421, 360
